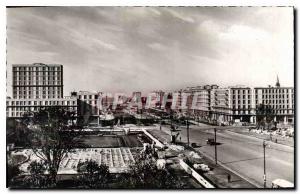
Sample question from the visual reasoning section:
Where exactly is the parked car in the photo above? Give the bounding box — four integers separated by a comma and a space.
206, 138, 216, 145
191, 143, 198, 148
272, 179, 294, 188
193, 163, 210, 172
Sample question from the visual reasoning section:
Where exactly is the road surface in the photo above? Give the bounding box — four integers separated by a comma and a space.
160, 123, 294, 188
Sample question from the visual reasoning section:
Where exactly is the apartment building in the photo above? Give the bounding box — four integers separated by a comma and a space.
7, 63, 78, 120
254, 86, 294, 124
12, 63, 63, 99
210, 88, 232, 123
179, 79, 294, 125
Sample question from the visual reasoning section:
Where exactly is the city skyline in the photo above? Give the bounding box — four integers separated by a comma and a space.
7, 7, 294, 96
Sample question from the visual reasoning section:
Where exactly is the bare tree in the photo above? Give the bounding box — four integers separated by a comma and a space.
24, 106, 78, 186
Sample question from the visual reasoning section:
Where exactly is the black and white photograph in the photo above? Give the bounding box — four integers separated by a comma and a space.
5, 6, 295, 189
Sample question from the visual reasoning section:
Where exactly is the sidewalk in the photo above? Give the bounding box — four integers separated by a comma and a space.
147, 127, 257, 188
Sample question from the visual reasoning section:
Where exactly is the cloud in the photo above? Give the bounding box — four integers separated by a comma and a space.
6, 7, 294, 96
164, 8, 195, 23
147, 42, 167, 51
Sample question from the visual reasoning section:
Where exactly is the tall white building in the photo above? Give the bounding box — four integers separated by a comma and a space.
12, 63, 63, 99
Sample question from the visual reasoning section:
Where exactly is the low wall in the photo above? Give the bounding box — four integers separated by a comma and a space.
179, 159, 215, 188
142, 129, 165, 148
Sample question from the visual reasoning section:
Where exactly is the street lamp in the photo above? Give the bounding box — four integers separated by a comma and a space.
186, 115, 190, 147
263, 140, 267, 188
214, 128, 217, 165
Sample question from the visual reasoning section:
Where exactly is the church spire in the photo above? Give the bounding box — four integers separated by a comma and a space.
275, 75, 280, 87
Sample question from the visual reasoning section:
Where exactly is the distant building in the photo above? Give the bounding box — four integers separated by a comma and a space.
254, 86, 294, 124
179, 78, 294, 125
76, 91, 102, 125
6, 96, 77, 118
12, 63, 63, 99
230, 86, 255, 123
211, 87, 231, 123
7, 63, 77, 120
183, 85, 219, 118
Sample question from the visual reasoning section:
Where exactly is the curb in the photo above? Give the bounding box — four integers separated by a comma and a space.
195, 148, 262, 188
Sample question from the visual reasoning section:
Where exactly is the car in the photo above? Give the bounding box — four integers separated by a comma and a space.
191, 143, 198, 147
272, 179, 294, 188
193, 163, 210, 172
206, 138, 216, 145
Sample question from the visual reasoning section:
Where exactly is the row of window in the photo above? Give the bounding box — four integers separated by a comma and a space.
232, 95, 251, 99
261, 94, 290, 99
231, 89, 251, 94
14, 86, 62, 90
260, 100, 291, 104
8, 106, 77, 111
232, 100, 251, 104
255, 89, 293, 94
13, 66, 61, 71
7, 108, 76, 117
13, 81, 62, 85
14, 91, 61, 95
13, 95, 61, 99
8, 100, 76, 106
14, 71, 61, 76
78, 95, 99, 100
13, 76, 61, 81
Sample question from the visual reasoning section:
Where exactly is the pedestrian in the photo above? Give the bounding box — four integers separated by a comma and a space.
227, 174, 231, 183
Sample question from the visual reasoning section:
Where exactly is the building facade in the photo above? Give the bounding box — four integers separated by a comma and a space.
12, 63, 63, 99
210, 87, 232, 123
7, 63, 78, 120
6, 96, 77, 118
230, 87, 256, 123
254, 86, 294, 124
179, 81, 294, 125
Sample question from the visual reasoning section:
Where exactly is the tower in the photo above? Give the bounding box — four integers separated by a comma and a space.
275, 75, 280, 87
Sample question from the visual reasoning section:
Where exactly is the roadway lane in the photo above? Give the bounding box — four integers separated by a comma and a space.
160, 124, 294, 188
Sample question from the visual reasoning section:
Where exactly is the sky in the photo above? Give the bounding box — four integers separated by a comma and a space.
6, 7, 294, 96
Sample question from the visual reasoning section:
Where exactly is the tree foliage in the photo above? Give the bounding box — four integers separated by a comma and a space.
120, 156, 182, 189
256, 104, 275, 130
7, 163, 22, 187
24, 161, 49, 188
77, 160, 110, 188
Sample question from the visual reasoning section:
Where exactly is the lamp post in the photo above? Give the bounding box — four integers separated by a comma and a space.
186, 116, 190, 147
214, 128, 217, 165
263, 140, 267, 188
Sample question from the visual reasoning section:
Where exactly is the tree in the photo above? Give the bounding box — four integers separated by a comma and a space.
24, 161, 48, 188
77, 160, 110, 188
121, 156, 182, 189
256, 104, 275, 130
24, 106, 78, 187
7, 118, 32, 147
7, 163, 22, 187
